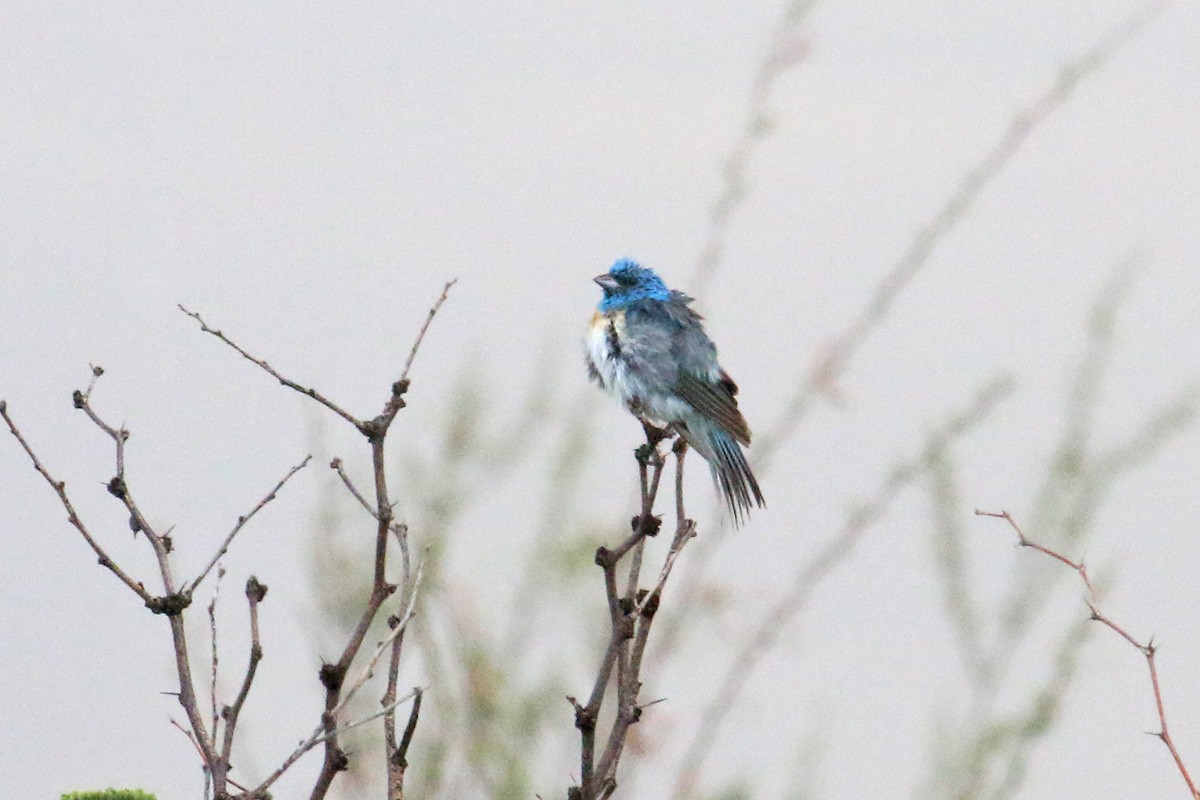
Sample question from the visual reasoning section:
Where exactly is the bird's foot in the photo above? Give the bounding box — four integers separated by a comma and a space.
639, 420, 673, 447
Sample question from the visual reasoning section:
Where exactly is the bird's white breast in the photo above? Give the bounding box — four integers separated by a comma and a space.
585, 308, 693, 426
586, 309, 625, 396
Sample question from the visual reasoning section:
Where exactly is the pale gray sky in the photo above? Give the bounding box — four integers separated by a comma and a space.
2, 2, 1199, 799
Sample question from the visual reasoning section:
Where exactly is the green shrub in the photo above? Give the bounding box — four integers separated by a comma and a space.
61, 790, 156, 800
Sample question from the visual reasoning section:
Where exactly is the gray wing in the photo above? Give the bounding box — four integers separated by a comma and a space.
627, 296, 752, 444
620, 300, 685, 393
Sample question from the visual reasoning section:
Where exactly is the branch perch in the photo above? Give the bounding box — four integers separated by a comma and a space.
569, 430, 697, 800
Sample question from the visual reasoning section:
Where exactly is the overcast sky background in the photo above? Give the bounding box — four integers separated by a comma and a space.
2, 2, 1199, 798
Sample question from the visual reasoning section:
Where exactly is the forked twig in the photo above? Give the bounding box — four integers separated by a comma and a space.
333, 556, 427, 718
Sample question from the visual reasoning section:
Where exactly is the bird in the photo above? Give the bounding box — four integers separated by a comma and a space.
585, 257, 764, 524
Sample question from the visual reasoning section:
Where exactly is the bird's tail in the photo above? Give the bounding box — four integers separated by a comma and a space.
684, 421, 765, 526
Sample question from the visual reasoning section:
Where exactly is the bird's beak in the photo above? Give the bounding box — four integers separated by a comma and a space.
593, 273, 620, 292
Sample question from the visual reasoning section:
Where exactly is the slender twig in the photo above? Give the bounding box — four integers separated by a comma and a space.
170, 717, 207, 766
319, 687, 425, 744
332, 456, 412, 581
333, 556, 426, 717
977, 509, 1199, 799
208, 567, 225, 741
249, 687, 424, 798
387, 687, 424, 800
82, 363, 104, 401
636, 445, 697, 615
188, 455, 313, 595
220, 576, 267, 772
397, 687, 424, 764
171, 717, 251, 798
400, 279, 458, 383
0, 401, 153, 603
179, 305, 365, 430
331, 456, 377, 519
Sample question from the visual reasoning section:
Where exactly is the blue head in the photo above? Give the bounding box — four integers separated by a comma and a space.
594, 258, 670, 312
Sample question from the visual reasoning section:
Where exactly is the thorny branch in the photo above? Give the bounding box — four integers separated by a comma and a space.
569, 430, 697, 800
977, 509, 1200, 800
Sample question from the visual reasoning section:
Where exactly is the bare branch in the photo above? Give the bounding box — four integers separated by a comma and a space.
636, 444, 697, 615
331, 456, 376, 519
333, 555, 426, 718
208, 567, 225, 741
8, 279, 455, 800
400, 279, 458, 384
387, 687, 424, 800
572, 425, 698, 800
12, 372, 231, 787
978, 509, 1200, 799
188, 454, 313, 595
0, 401, 153, 603
396, 687, 424, 767
331, 456, 411, 581
250, 687, 424, 797
220, 576, 268, 772
71, 379, 162, 546
179, 305, 365, 430
82, 363, 104, 401
321, 687, 425, 744
305, 281, 454, 800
